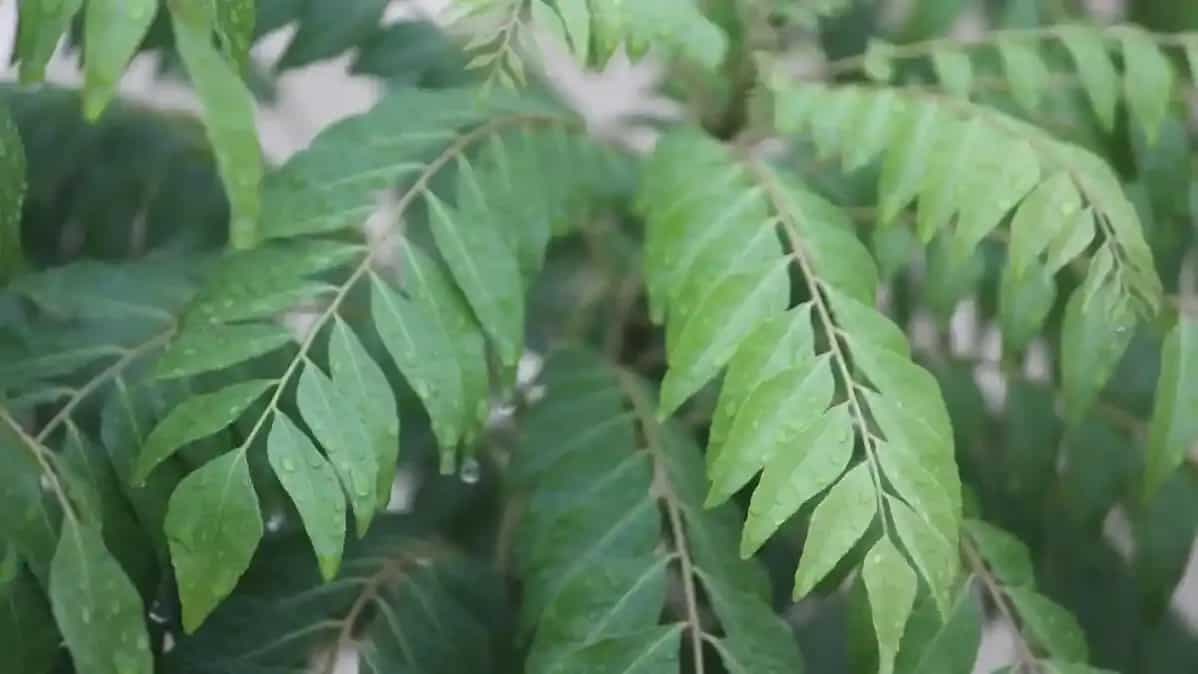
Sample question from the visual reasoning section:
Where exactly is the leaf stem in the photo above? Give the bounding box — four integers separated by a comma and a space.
34, 328, 175, 445
616, 369, 706, 674
0, 405, 77, 523
745, 160, 894, 537
962, 538, 1042, 672
234, 113, 561, 461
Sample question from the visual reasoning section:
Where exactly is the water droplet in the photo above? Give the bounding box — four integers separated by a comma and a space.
112, 600, 123, 616
355, 484, 370, 497
81, 608, 92, 624
459, 458, 481, 485
282, 459, 296, 472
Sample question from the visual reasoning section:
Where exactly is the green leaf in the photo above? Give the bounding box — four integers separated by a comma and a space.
296, 362, 378, 537
155, 322, 293, 380
863, 537, 917, 674
16, 0, 83, 83
1007, 172, 1084, 277
398, 241, 490, 443
659, 261, 791, 417
1119, 28, 1174, 145
793, 463, 878, 600
863, 39, 894, 81
82, 0, 157, 120
267, 412, 347, 581
171, 8, 263, 249
215, 0, 256, 72
965, 519, 1034, 587
186, 240, 363, 324
541, 625, 683, 674
1058, 26, 1119, 131
740, 405, 855, 558
931, 48, 972, 97
0, 564, 59, 674
329, 317, 399, 509
888, 496, 955, 617
879, 100, 942, 225
708, 305, 816, 469
49, 518, 152, 674
165, 450, 263, 633
998, 38, 1048, 113
1046, 662, 1119, 674
998, 262, 1056, 353
621, 0, 728, 69
370, 272, 466, 450
426, 175, 524, 367
0, 104, 27, 282
0, 435, 62, 583
134, 379, 274, 484
1143, 317, 1198, 497
706, 357, 836, 506
1060, 260, 1135, 426
703, 572, 805, 674
1006, 586, 1089, 661
894, 588, 981, 674
555, 0, 591, 60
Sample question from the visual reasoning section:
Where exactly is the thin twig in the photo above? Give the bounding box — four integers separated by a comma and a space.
963, 538, 1041, 673
0, 406, 77, 522
34, 328, 175, 444
616, 370, 706, 674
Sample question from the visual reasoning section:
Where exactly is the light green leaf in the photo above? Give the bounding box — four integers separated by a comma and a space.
171, 9, 263, 249
708, 304, 816, 468
964, 519, 1034, 587
215, 0, 256, 72
398, 241, 489, 444
931, 48, 972, 97
134, 380, 274, 484
887, 496, 955, 617
793, 463, 878, 599
707, 357, 836, 506
999, 262, 1056, 353
1060, 264, 1135, 426
1058, 26, 1119, 131
863, 537, 917, 674
741, 405, 855, 557
998, 38, 1048, 113
531, 0, 571, 55
165, 450, 263, 633
894, 588, 981, 674
1143, 317, 1198, 498
1008, 172, 1083, 277
864, 39, 894, 81
370, 272, 466, 450
1006, 586, 1089, 662
1120, 28, 1174, 145
1044, 207, 1096, 274
1186, 37, 1198, 85
296, 363, 378, 537
267, 413, 346, 581
556, 0, 591, 60
82, 0, 157, 120
426, 184, 524, 367
329, 317, 399, 509
50, 518, 152, 674
879, 100, 942, 225
659, 261, 791, 417
16, 0, 83, 83
0, 104, 26, 282
155, 323, 293, 380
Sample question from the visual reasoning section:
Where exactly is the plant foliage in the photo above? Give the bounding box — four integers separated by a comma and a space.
4, 1, 1198, 673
